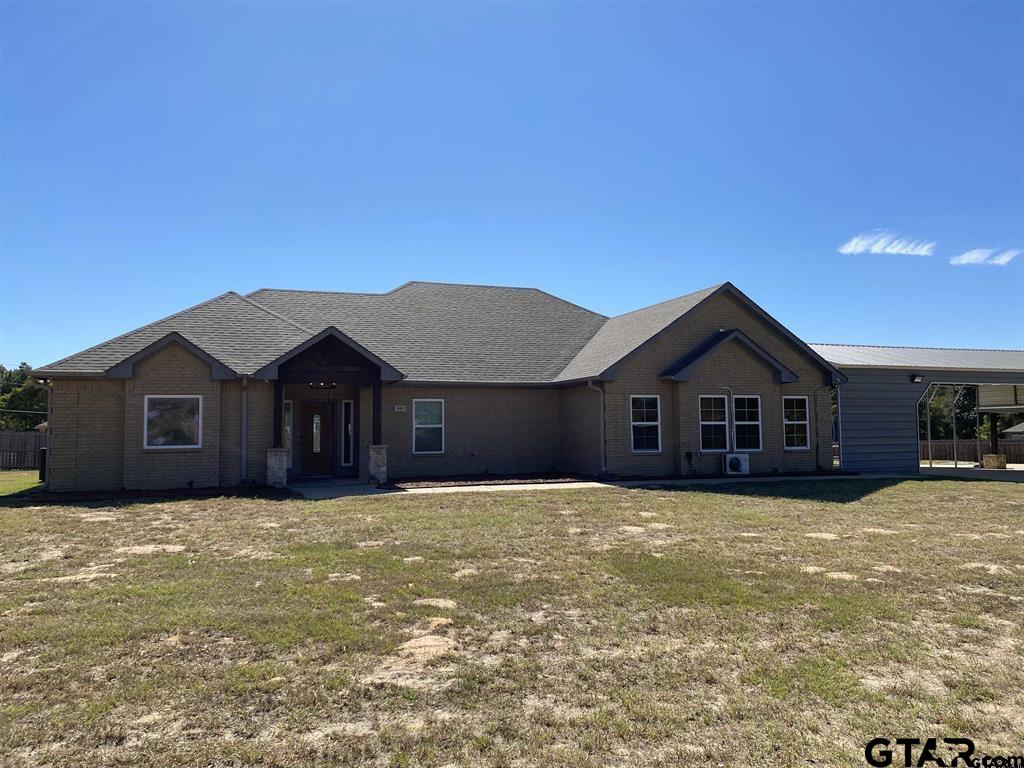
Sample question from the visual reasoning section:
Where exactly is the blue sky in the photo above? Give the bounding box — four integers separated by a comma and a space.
1, 1, 1021, 368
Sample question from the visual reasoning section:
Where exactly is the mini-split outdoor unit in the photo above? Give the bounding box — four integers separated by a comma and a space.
724, 453, 750, 475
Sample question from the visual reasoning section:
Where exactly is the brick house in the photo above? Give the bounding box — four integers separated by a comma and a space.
32, 281, 846, 491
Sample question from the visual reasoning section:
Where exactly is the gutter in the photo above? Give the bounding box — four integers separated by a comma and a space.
587, 380, 607, 475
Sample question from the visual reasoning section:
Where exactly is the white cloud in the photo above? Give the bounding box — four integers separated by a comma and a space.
838, 231, 936, 257
949, 248, 994, 265
949, 248, 1020, 266
989, 249, 1021, 266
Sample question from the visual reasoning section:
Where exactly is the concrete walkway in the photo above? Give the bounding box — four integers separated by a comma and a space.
920, 464, 1024, 482
288, 473, 911, 500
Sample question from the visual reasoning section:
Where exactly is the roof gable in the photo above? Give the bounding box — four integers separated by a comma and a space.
33, 292, 312, 377
556, 283, 846, 385
251, 326, 404, 381
659, 329, 799, 383
105, 332, 237, 380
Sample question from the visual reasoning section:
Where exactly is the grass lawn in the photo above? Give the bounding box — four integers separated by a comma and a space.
1, 479, 1022, 767
0, 471, 41, 497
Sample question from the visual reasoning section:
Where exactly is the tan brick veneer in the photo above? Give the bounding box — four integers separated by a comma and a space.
603, 291, 834, 476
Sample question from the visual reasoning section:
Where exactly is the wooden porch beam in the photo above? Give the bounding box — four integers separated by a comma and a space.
372, 381, 382, 444
273, 380, 283, 448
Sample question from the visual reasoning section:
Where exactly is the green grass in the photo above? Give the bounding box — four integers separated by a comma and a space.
1, 479, 1022, 767
0, 470, 40, 496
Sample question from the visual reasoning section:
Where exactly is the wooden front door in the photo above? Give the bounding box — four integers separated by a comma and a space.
300, 402, 332, 476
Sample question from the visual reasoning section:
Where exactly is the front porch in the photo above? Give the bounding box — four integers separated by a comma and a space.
254, 327, 403, 486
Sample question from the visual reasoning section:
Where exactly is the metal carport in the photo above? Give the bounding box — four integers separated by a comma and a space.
809, 344, 1024, 474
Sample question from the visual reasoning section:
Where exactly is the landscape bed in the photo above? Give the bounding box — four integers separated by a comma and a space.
1, 477, 1022, 767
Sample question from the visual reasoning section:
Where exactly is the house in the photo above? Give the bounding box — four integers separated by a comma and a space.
32, 281, 847, 492
1002, 422, 1024, 441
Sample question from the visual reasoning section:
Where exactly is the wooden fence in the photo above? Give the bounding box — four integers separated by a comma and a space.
0, 431, 47, 470
919, 439, 1024, 464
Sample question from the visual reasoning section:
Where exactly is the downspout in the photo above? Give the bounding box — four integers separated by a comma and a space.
836, 383, 844, 469
240, 376, 249, 483
812, 382, 831, 471
587, 380, 606, 476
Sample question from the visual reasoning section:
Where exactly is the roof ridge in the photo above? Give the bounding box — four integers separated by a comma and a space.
247, 285, 407, 298
35, 291, 240, 372
248, 280, 606, 313
810, 342, 1024, 353
234, 292, 313, 334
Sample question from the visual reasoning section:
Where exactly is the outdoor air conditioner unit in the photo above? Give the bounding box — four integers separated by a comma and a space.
724, 453, 749, 475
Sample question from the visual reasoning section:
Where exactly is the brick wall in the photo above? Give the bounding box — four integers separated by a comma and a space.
246, 381, 275, 485
380, 386, 561, 479
122, 343, 221, 489
47, 379, 124, 491
558, 383, 603, 475
605, 291, 835, 476
220, 380, 242, 486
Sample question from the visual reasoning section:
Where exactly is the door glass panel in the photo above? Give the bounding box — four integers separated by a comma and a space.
312, 414, 321, 453
342, 402, 353, 465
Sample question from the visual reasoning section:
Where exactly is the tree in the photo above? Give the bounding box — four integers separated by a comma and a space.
919, 385, 979, 440
0, 363, 48, 431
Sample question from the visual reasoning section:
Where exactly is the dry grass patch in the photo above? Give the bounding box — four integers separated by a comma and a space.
1, 478, 1022, 766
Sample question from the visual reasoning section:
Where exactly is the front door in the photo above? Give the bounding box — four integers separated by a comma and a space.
300, 402, 332, 476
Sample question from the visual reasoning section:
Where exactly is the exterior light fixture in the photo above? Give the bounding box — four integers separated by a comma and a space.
911, 375, 923, 383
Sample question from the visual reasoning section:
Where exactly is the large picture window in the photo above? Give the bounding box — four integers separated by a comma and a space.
733, 395, 762, 452
413, 399, 444, 454
144, 395, 202, 449
783, 396, 810, 450
699, 395, 728, 452
630, 395, 661, 452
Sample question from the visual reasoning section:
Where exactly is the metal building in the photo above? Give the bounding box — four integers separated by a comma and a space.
809, 344, 1024, 474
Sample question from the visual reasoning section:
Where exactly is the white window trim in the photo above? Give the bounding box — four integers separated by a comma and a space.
143, 394, 203, 450
630, 395, 662, 453
412, 398, 445, 455
732, 394, 763, 453
782, 395, 811, 452
698, 394, 729, 454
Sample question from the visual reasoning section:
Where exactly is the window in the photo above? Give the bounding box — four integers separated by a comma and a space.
733, 395, 762, 452
630, 395, 661, 452
312, 414, 322, 453
783, 396, 810, 450
699, 395, 728, 452
413, 399, 444, 454
144, 395, 202, 449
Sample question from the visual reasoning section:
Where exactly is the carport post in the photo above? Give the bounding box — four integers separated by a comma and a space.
925, 384, 938, 468
951, 385, 959, 469
975, 387, 981, 466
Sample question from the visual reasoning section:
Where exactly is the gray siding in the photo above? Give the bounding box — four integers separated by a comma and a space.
839, 368, 1024, 473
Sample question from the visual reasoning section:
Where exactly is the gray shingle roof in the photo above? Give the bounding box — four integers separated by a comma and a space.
249, 282, 607, 383
809, 344, 1024, 372
554, 284, 724, 381
35, 280, 846, 385
35, 292, 311, 376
